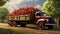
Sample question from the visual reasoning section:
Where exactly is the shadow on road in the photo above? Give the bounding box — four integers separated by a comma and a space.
20, 26, 60, 32
50, 28, 60, 31
12, 24, 60, 32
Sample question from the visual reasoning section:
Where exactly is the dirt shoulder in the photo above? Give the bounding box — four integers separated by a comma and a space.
0, 23, 60, 34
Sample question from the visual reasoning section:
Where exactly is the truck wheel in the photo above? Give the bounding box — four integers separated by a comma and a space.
8, 21, 17, 27
21, 24, 26, 27
13, 21, 17, 27
8, 21, 13, 27
38, 22, 44, 30
48, 25, 53, 29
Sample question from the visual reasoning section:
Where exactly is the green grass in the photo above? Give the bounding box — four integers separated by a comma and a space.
0, 28, 38, 34
0, 28, 24, 34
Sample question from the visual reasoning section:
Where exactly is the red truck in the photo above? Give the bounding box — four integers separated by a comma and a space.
6, 7, 55, 29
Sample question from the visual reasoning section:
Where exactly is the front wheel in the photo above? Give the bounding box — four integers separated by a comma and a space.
38, 22, 44, 30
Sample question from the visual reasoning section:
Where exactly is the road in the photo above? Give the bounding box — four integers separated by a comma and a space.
0, 23, 60, 34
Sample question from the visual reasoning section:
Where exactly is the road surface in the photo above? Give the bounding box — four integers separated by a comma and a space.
0, 23, 60, 34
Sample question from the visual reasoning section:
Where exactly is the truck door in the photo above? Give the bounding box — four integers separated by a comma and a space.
35, 11, 44, 23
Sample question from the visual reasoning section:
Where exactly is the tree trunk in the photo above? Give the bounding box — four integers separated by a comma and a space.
56, 18, 59, 27
59, 18, 60, 25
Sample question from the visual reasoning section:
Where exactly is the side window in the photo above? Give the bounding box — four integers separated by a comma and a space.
36, 13, 41, 16
35, 12, 45, 16
36, 13, 44, 16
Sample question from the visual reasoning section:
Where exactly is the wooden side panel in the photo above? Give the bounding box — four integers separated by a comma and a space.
6, 15, 31, 21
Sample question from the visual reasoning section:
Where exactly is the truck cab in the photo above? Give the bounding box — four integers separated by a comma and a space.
35, 11, 55, 29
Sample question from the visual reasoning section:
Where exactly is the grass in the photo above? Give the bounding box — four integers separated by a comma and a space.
0, 28, 23, 34
0, 28, 37, 34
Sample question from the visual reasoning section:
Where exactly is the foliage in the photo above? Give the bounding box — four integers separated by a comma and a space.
42, 0, 60, 18
0, 0, 9, 6
0, 7, 9, 20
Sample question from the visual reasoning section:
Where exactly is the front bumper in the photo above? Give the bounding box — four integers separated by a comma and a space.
45, 23, 56, 25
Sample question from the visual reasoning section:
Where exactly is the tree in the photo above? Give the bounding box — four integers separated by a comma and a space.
42, 0, 60, 26
42, 0, 60, 18
0, 0, 9, 6
0, 7, 9, 22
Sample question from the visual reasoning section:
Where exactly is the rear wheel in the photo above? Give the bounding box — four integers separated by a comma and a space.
8, 21, 17, 27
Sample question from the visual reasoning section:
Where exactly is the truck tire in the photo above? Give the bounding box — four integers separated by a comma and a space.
48, 25, 53, 29
38, 22, 44, 30
21, 24, 26, 27
8, 21, 13, 27
8, 21, 17, 27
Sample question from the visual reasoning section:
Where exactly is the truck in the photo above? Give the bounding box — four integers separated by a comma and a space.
6, 7, 55, 30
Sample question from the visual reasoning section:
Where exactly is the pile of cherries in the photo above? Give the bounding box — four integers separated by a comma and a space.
7, 7, 39, 16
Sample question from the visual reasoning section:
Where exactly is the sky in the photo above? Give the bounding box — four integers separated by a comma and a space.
4, 0, 46, 13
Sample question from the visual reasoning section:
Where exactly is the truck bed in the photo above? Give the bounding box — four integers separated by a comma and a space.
6, 15, 31, 21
